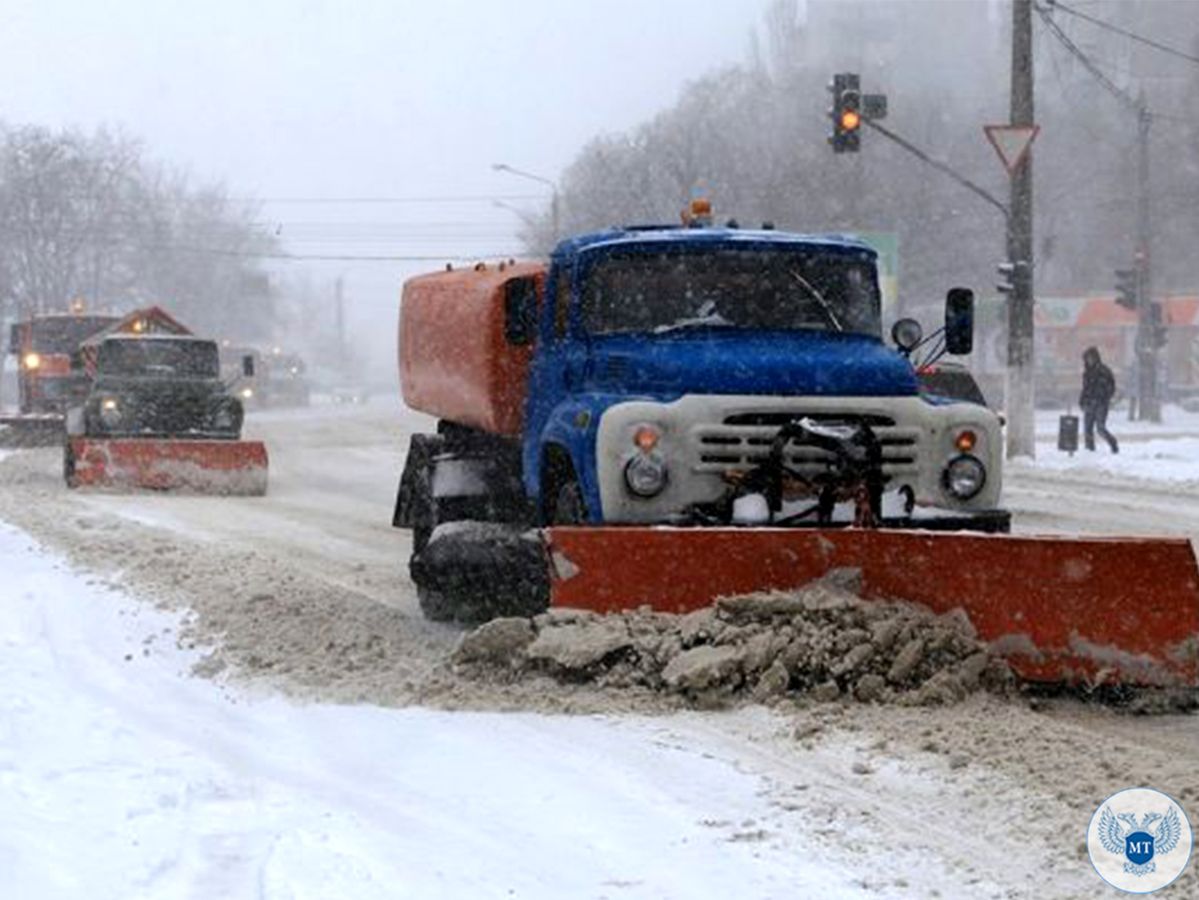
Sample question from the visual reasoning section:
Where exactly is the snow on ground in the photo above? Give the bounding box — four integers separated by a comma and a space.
0, 521, 931, 900
1024, 405, 1199, 485
3, 405, 1196, 898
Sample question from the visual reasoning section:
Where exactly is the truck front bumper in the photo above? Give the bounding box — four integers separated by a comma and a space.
594, 394, 1004, 525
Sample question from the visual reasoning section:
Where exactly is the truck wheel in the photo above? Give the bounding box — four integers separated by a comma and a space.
411, 522, 550, 623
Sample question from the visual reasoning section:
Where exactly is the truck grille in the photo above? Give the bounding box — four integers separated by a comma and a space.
692, 411, 920, 480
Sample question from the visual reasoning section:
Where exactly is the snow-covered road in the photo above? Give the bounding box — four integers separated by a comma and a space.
2, 520, 1081, 900
1, 401, 1196, 898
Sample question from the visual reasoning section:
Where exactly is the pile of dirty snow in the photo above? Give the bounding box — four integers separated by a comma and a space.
453, 573, 1009, 706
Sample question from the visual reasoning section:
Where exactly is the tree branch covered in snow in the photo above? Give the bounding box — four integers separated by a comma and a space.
0, 123, 279, 339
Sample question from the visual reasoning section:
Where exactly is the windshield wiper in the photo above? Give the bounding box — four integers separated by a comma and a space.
653, 311, 733, 334
788, 270, 843, 332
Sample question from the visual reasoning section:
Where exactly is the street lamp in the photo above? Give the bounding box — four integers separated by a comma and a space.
492, 162, 560, 243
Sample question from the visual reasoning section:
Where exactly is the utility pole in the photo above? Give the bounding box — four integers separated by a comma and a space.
1006, 0, 1037, 459
334, 276, 346, 371
1035, 2, 1165, 424
1134, 99, 1160, 422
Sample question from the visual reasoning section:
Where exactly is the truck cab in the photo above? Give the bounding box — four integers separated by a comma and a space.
71, 334, 246, 440
514, 226, 1002, 527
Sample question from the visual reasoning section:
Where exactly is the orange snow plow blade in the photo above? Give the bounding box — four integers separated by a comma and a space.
66, 437, 268, 495
545, 527, 1199, 687
0, 413, 65, 447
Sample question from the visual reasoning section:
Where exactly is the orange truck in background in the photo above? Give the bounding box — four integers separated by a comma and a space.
8, 312, 120, 414
2, 311, 120, 445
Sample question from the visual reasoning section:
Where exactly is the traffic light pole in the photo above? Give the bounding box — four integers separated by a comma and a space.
1006, 0, 1036, 460
1134, 103, 1160, 422
861, 119, 1009, 222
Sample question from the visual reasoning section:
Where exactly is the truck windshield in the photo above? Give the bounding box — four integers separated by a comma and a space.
581, 248, 881, 337
16, 316, 119, 354
97, 340, 220, 378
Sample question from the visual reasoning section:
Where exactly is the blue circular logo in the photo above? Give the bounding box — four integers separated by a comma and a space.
1088, 787, 1193, 893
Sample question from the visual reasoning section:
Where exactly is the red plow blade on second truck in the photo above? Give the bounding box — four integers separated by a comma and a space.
66, 437, 269, 495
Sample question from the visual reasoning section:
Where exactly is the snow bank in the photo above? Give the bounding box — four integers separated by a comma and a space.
0, 522, 881, 899
454, 574, 1009, 706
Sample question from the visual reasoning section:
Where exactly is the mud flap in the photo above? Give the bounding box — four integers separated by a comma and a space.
543, 527, 1199, 687
66, 437, 269, 495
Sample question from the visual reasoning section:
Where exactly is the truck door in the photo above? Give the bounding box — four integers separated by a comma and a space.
523, 259, 585, 496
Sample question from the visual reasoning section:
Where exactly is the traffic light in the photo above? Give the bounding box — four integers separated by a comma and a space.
829, 73, 862, 153
1115, 267, 1139, 311
996, 261, 1028, 296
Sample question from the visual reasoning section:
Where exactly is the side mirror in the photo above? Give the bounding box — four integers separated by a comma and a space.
242, 355, 255, 377
504, 277, 538, 346
944, 287, 974, 355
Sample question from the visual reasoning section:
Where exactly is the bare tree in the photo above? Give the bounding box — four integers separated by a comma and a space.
0, 122, 278, 338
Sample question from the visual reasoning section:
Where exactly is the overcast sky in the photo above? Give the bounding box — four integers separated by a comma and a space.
1, 1, 768, 197
0, 0, 775, 370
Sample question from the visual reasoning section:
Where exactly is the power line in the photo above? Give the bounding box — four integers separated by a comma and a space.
1035, 2, 1139, 111
238, 193, 546, 205
1047, 0, 1199, 67
160, 243, 527, 263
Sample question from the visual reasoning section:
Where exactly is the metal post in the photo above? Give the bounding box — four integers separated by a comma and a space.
334, 276, 346, 371
1006, 0, 1037, 459
1135, 103, 1160, 422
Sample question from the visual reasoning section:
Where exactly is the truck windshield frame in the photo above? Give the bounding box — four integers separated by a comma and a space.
580, 245, 882, 338
97, 340, 221, 379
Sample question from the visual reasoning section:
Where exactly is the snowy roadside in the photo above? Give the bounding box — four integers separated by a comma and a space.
0, 519, 1137, 899
0, 521, 985, 900
1019, 406, 1199, 485
1, 409, 1195, 898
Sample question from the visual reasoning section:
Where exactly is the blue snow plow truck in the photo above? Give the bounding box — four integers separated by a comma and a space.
394, 214, 1010, 622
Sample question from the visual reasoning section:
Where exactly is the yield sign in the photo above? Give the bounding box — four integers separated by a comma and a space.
984, 124, 1040, 174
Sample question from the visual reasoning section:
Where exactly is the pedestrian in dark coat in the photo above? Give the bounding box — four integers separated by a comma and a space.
1079, 346, 1119, 453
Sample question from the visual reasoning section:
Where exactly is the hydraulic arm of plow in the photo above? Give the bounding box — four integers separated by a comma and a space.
723, 419, 886, 527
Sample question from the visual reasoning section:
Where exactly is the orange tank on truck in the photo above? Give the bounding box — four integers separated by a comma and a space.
400, 262, 544, 436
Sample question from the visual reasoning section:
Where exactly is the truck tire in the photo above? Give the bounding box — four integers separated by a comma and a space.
411, 523, 550, 623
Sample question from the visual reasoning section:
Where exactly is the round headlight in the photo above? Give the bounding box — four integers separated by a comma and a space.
99, 396, 121, 426
891, 318, 923, 353
240, 387, 254, 400
22, 352, 41, 370
624, 452, 667, 498
944, 454, 986, 500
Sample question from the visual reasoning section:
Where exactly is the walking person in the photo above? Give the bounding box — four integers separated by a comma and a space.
1080, 346, 1119, 453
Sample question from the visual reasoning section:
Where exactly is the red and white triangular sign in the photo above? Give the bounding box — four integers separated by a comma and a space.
984, 124, 1040, 174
